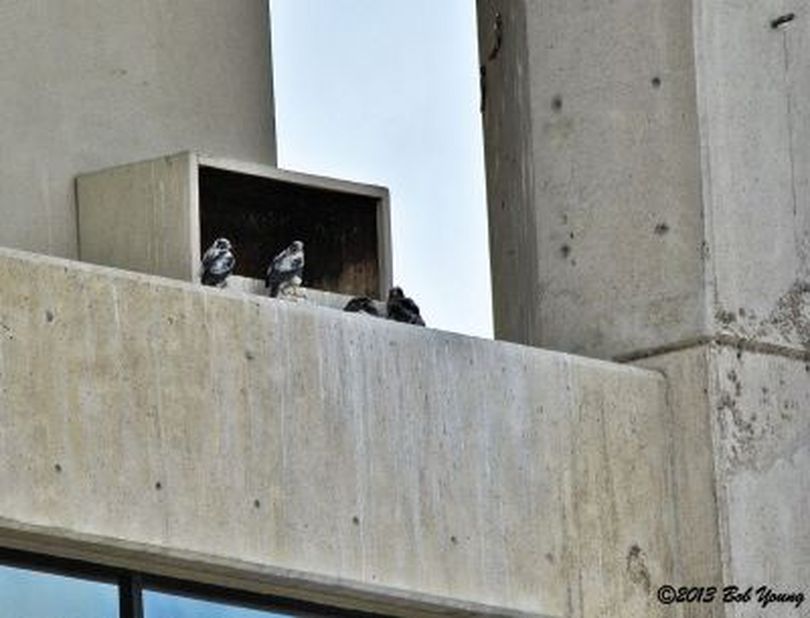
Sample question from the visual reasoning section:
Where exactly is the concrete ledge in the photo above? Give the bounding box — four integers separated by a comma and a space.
0, 248, 675, 616
0, 518, 544, 618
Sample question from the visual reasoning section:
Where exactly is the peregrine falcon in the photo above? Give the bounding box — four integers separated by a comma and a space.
200, 238, 235, 287
344, 296, 381, 316
386, 286, 425, 326
265, 240, 305, 298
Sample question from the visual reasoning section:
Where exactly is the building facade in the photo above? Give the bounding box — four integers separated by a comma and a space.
0, 1, 807, 617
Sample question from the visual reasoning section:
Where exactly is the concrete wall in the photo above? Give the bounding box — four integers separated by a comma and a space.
0, 248, 677, 617
477, 2, 810, 613
696, 1, 810, 353
709, 346, 810, 615
478, 0, 809, 361
0, 0, 275, 259
477, 0, 706, 359
641, 344, 810, 618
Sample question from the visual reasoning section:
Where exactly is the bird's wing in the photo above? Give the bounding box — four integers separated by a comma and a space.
201, 246, 220, 269
400, 297, 421, 315
209, 253, 234, 275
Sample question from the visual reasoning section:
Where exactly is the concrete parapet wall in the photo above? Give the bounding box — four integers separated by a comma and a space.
0, 248, 675, 617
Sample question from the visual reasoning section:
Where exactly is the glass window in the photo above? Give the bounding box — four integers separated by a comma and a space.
0, 563, 118, 618
144, 589, 299, 618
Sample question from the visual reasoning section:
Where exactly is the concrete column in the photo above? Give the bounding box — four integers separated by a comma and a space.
478, 1, 810, 610
477, 0, 808, 362
0, 0, 276, 259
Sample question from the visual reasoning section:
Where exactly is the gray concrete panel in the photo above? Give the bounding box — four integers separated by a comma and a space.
709, 346, 810, 606
696, 0, 810, 353
478, 0, 706, 359
639, 342, 810, 617
0, 0, 275, 259
0, 248, 675, 617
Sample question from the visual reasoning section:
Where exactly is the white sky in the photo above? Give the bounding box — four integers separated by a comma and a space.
269, 0, 493, 338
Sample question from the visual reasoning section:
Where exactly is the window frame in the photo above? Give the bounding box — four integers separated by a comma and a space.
0, 547, 386, 618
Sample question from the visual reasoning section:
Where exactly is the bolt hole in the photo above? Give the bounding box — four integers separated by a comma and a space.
551, 95, 563, 111
54, 463, 62, 473
771, 13, 795, 29
651, 76, 662, 88
155, 481, 162, 491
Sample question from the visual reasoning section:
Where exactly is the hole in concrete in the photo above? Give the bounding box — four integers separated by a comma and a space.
254, 499, 261, 509
560, 244, 571, 258
352, 516, 360, 526
450, 535, 458, 545
155, 481, 163, 491
651, 76, 662, 88
245, 350, 255, 361
45, 310, 55, 323
54, 463, 62, 473
771, 13, 795, 29
551, 95, 563, 111
654, 222, 670, 235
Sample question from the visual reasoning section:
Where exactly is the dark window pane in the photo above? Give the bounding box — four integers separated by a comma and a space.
144, 590, 298, 618
0, 564, 118, 618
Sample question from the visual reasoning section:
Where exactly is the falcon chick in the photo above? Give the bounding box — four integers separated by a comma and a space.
344, 296, 381, 316
200, 238, 235, 287
265, 240, 305, 298
386, 286, 425, 326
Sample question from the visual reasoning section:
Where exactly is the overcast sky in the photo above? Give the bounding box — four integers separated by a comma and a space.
269, 0, 493, 338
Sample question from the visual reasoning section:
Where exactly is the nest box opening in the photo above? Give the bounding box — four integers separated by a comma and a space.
198, 166, 385, 299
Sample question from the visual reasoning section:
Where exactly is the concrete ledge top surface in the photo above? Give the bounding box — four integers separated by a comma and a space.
0, 246, 662, 382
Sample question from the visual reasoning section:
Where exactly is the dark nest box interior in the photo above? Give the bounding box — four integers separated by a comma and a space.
198, 165, 390, 299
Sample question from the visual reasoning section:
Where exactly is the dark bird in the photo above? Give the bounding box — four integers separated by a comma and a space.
344, 296, 381, 316
200, 238, 235, 287
386, 286, 425, 326
265, 240, 305, 298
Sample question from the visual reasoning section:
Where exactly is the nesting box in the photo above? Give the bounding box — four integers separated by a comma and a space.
76, 152, 392, 299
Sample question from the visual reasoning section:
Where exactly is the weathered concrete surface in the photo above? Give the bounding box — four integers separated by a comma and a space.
0, 0, 275, 259
477, 0, 705, 359
478, 0, 809, 360
709, 346, 810, 617
696, 1, 810, 353
638, 347, 725, 618
476, 1, 539, 346
0, 248, 676, 617
640, 343, 810, 618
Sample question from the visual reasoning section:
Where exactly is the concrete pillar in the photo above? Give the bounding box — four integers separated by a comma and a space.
0, 0, 276, 259
477, 1, 810, 611
477, 0, 808, 362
